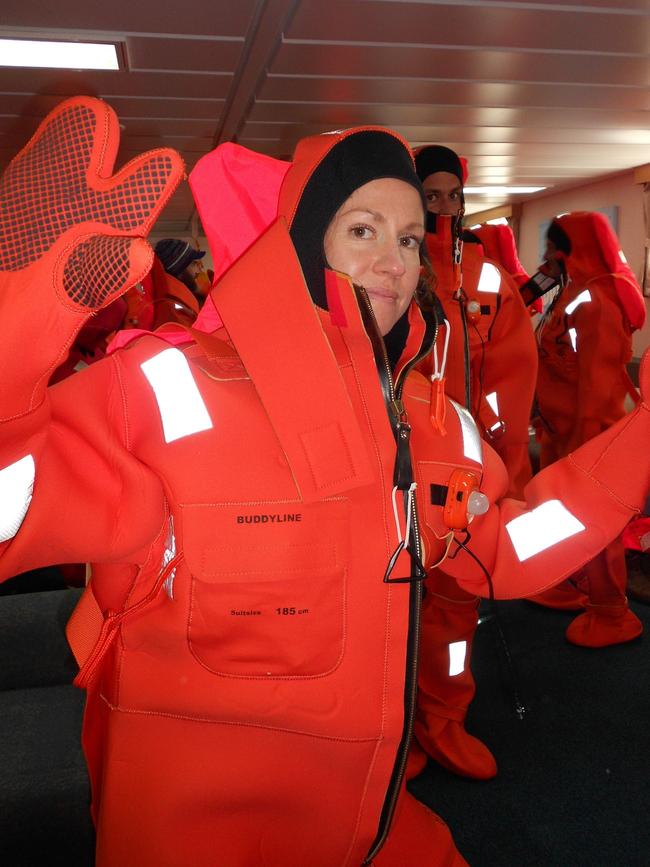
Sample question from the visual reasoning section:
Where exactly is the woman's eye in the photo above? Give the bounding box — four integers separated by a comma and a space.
350, 224, 373, 239
426, 192, 437, 202
400, 235, 421, 249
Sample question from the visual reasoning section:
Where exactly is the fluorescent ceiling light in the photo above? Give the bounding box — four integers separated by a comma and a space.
464, 186, 546, 195
0, 39, 119, 70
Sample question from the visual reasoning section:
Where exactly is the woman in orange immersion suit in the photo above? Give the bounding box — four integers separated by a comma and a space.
1, 98, 650, 867
408, 146, 538, 783
530, 212, 646, 647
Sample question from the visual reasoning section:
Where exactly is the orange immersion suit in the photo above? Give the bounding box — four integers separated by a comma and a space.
123, 254, 200, 331
1, 99, 650, 867
425, 223, 537, 497
471, 223, 530, 292
414, 217, 538, 780
534, 211, 646, 646
471, 221, 542, 315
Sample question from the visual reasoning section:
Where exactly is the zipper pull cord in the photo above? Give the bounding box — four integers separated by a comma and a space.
391, 482, 417, 545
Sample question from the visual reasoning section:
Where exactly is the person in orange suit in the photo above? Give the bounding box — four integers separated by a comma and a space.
471, 223, 530, 292
1, 99, 650, 867
415, 147, 537, 496
123, 240, 204, 331
471, 221, 544, 315
409, 146, 538, 783
155, 237, 212, 300
531, 212, 646, 646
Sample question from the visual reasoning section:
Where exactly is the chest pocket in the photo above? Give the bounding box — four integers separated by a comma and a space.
181, 499, 349, 679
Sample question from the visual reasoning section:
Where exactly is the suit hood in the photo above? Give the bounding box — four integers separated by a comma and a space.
550, 211, 645, 330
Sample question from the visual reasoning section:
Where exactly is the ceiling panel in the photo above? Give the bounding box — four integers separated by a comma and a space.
287, 1, 650, 54
248, 104, 650, 131
271, 43, 650, 88
126, 37, 244, 73
262, 76, 650, 112
1, 0, 257, 37
0, 68, 233, 99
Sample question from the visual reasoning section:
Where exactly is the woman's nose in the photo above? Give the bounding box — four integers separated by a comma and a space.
375, 241, 406, 275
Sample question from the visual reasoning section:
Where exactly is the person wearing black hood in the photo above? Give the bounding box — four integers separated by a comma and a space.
2, 101, 650, 867
411, 145, 538, 782
414, 145, 537, 496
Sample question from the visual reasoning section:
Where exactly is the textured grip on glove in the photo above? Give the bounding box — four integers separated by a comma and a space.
0, 96, 184, 420
62, 236, 136, 309
0, 96, 182, 289
59, 234, 154, 315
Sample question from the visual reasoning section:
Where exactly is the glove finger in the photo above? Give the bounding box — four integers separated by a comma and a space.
1, 97, 183, 272
56, 234, 154, 314
93, 146, 185, 237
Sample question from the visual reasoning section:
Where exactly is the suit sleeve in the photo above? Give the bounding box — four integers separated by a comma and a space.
0, 354, 167, 583
440, 371, 650, 599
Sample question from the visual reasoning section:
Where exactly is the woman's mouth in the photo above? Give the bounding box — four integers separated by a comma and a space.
366, 287, 399, 303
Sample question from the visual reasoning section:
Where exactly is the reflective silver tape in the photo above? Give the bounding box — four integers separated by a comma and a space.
449, 640, 467, 676
450, 400, 483, 466
477, 262, 501, 294
141, 348, 213, 443
0, 455, 35, 543
565, 289, 592, 315
506, 500, 585, 562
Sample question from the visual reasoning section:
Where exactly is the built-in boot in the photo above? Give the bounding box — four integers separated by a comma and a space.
566, 540, 643, 647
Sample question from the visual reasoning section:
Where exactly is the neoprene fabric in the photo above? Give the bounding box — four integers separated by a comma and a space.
3, 101, 650, 866
1, 589, 648, 866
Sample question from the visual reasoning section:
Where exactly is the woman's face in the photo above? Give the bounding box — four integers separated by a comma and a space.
323, 178, 425, 336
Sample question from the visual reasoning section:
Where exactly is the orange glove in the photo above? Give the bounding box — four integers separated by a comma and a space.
0, 96, 184, 419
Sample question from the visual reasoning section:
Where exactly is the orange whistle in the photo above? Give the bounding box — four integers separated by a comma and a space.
430, 376, 447, 435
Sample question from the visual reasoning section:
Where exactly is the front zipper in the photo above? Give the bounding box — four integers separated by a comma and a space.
353, 287, 438, 864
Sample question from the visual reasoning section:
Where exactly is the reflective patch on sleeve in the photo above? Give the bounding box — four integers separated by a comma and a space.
477, 262, 501, 294
506, 500, 585, 562
0, 455, 35, 543
141, 348, 213, 443
568, 327, 577, 351
565, 289, 592, 316
450, 400, 483, 465
449, 640, 467, 676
